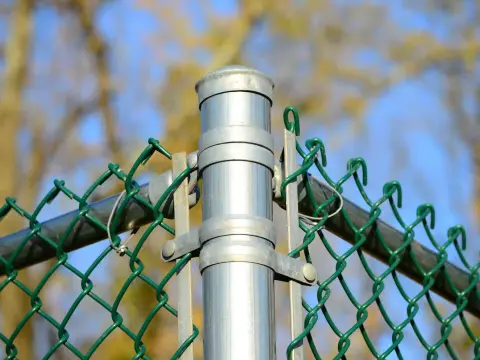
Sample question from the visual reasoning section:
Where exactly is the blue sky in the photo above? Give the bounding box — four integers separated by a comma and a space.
16, 0, 479, 358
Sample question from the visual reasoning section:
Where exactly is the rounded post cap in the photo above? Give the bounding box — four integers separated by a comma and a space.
195, 65, 274, 107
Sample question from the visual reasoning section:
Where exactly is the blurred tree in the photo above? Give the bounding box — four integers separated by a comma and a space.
406, 1, 480, 357
68, 0, 125, 168
0, 0, 124, 358
62, 0, 473, 357
1, 0, 480, 358
0, 1, 35, 358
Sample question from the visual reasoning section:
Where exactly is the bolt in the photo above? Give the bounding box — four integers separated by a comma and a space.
162, 241, 176, 260
302, 263, 317, 283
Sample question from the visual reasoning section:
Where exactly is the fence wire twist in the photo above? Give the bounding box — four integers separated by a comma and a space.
0, 139, 198, 359
281, 106, 480, 360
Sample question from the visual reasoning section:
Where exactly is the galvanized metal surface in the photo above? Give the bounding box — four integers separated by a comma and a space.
284, 129, 305, 360
197, 65, 277, 360
173, 153, 194, 360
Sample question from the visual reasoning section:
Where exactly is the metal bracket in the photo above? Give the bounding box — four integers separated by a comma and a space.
161, 229, 201, 261
158, 130, 318, 288
161, 214, 277, 261
272, 163, 283, 200
199, 239, 316, 285
161, 218, 318, 286
199, 216, 277, 246
148, 151, 200, 220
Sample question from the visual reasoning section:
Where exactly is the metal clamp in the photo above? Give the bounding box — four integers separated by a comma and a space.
159, 118, 318, 287
161, 215, 276, 261
199, 216, 277, 246
161, 215, 318, 286
197, 124, 275, 174
199, 126, 274, 153
200, 239, 317, 285
162, 229, 200, 261
198, 143, 275, 173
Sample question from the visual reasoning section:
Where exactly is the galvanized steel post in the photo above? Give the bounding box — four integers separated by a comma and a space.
195, 66, 277, 360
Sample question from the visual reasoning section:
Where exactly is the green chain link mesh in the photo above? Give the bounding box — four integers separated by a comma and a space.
0, 138, 198, 359
281, 106, 480, 360
1, 107, 480, 359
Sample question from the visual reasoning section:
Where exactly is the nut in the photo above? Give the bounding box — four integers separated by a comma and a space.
162, 241, 176, 260
302, 263, 317, 283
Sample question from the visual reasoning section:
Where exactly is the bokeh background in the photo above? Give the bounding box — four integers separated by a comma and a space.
1, 0, 480, 359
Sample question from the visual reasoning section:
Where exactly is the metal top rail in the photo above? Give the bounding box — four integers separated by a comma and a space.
1, 152, 478, 318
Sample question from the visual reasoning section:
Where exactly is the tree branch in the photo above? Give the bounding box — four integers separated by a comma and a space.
69, 0, 125, 167
0, 0, 35, 358
25, 98, 99, 193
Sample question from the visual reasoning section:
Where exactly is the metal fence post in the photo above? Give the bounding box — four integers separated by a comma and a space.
195, 66, 277, 360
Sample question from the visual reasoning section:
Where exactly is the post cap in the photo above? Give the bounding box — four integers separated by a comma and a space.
195, 65, 274, 107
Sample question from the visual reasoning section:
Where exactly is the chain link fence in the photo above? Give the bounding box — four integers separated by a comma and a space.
0, 140, 199, 359
0, 66, 479, 359
280, 106, 480, 359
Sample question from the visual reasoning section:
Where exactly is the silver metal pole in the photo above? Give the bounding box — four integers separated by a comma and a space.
196, 66, 277, 360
